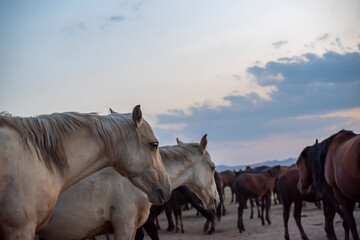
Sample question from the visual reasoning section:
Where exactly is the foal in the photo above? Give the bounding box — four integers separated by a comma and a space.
234, 165, 281, 233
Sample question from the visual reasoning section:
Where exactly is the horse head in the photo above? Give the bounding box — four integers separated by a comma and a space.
296, 139, 321, 196
179, 134, 219, 210
110, 106, 171, 205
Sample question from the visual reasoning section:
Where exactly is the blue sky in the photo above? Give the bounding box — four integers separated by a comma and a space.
1, 0, 359, 165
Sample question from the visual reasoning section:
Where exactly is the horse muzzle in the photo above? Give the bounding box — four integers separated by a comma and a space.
148, 184, 171, 205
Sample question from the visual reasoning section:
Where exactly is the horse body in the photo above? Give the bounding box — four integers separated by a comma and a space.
297, 130, 360, 240
278, 167, 338, 240
38, 135, 219, 240
219, 170, 236, 203
0, 106, 171, 239
325, 132, 360, 201
233, 165, 281, 233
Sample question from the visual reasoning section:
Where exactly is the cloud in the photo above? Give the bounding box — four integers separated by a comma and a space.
272, 40, 288, 49
358, 43, 360, 51
154, 49, 360, 149
109, 15, 125, 22
317, 33, 329, 41
61, 22, 86, 35
132, 1, 144, 11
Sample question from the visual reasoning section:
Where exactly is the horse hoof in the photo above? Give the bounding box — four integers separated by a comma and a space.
181, 230, 184, 233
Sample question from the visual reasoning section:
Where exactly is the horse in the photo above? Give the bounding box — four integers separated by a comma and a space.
234, 165, 272, 219
0, 105, 171, 239
278, 167, 339, 240
297, 130, 360, 240
233, 165, 281, 233
142, 170, 223, 236
135, 185, 217, 240
220, 170, 236, 203
37, 134, 219, 240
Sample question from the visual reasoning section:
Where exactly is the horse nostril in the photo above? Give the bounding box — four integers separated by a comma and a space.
158, 188, 165, 203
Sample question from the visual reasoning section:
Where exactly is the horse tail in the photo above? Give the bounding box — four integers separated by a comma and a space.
236, 183, 259, 199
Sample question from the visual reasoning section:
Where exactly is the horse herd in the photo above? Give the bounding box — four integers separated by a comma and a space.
0, 106, 359, 240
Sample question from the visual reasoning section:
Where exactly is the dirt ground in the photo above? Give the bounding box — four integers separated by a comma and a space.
100, 188, 360, 240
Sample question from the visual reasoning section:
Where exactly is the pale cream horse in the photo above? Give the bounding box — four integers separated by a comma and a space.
0, 106, 171, 240
37, 134, 219, 240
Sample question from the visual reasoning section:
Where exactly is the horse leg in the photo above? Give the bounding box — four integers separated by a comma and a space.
238, 198, 246, 233
256, 198, 261, 218
322, 198, 337, 240
1, 223, 36, 240
265, 192, 271, 225
141, 218, 160, 240
293, 200, 309, 240
282, 199, 292, 240
250, 198, 254, 219
260, 197, 266, 225
164, 203, 174, 232
179, 207, 184, 233
208, 216, 216, 235
135, 228, 145, 240
111, 215, 137, 240
333, 189, 359, 240
174, 208, 180, 233
222, 200, 227, 216
203, 219, 210, 233
231, 188, 234, 203
155, 216, 160, 230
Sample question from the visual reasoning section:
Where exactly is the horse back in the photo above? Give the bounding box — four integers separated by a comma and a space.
235, 173, 270, 197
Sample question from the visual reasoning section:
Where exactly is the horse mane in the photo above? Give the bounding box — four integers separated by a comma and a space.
0, 112, 137, 175
312, 129, 352, 192
159, 143, 210, 164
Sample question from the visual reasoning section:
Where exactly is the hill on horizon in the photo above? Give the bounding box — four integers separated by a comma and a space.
215, 157, 297, 172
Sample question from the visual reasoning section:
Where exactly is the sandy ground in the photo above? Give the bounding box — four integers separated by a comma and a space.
98, 188, 360, 240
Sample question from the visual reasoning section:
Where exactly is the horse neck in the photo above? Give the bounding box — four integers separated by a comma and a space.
314, 133, 339, 191
160, 148, 198, 190
59, 128, 111, 193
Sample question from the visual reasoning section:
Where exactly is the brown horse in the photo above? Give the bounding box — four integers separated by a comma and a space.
143, 185, 216, 238
278, 167, 339, 240
297, 130, 360, 240
220, 170, 236, 203
233, 165, 281, 233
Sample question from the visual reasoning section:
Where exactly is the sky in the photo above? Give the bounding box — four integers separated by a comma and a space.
1, 0, 360, 166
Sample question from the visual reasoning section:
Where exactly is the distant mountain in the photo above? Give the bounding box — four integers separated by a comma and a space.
215, 157, 297, 172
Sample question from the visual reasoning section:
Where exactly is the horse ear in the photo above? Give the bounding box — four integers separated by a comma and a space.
199, 134, 208, 153
132, 105, 142, 128
109, 108, 117, 114
315, 139, 318, 144
176, 137, 183, 145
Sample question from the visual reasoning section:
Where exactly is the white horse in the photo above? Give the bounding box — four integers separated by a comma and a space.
37, 134, 219, 240
0, 105, 171, 240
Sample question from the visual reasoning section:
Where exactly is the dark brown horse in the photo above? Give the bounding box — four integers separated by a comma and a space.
278, 167, 340, 240
220, 170, 236, 203
139, 185, 216, 239
297, 130, 360, 240
233, 165, 281, 233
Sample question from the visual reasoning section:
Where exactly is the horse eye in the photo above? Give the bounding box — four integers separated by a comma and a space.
150, 142, 159, 149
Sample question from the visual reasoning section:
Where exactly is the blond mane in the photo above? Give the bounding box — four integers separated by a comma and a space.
159, 143, 209, 163
0, 112, 138, 175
